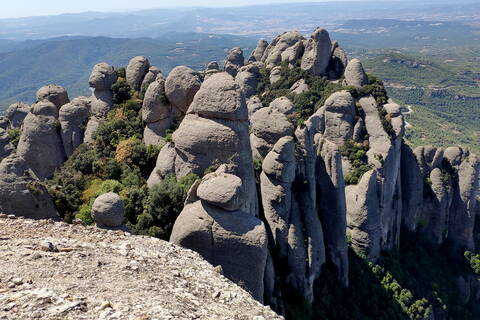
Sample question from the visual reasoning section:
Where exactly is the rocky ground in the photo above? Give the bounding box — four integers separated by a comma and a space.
0, 216, 283, 320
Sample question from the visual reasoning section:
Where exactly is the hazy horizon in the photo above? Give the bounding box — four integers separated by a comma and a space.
0, 0, 363, 19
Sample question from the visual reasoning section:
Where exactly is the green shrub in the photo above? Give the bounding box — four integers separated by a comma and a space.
7, 128, 21, 148
131, 173, 198, 240
259, 62, 345, 125
115, 67, 126, 79
203, 164, 220, 175
340, 139, 372, 185
112, 79, 132, 104
465, 251, 480, 274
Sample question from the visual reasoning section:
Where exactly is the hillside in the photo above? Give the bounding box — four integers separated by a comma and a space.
0, 216, 282, 320
361, 48, 480, 153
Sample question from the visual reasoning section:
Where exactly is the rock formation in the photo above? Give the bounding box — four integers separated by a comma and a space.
224, 47, 244, 77
0, 129, 14, 158
3, 27, 478, 318
16, 101, 66, 180
141, 66, 162, 90
126, 56, 150, 91
0, 154, 58, 219
301, 28, 332, 76
236, 64, 260, 98
164, 66, 202, 117
344, 58, 368, 88
84, 62, 117, 143
59, 97, 90, 157
250, 39, 269, 62
142, 76, 172, 146
36, 85, 70, 110
171, 165, 268, 302
6, 102, 30, 129
262, 31, 304, 68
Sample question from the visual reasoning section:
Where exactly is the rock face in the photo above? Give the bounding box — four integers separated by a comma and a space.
141, 66, 162, 90
236, 64, 260, 98
344, 58, 368, 88
36, 85, 70, 109
196, 169, 246, 211
224, 47, 244, 77
59, 98, 90, 157
142, 77, 172, 145
398, 144, 480, 251
269, 66, 282, 85
16, 101, 66, 180
91, 192, 125, 228
290, 79, 309, 94
0, 129, 14, 158
262, 31, 304, 67
316, 139, 349, 286
0, 154, 58, 219
171, 166, 268, 302
6, 102, 30, 129
301, 28, 332, 76
346, 170, 381, 260
165, 66, 202, 116
0, 218, 283, 320
250, 39, 269, 62
328, 41, 348, 80
152, 72, 257, 214
126, 56, 150, 91
445, 148, 479, 251
322, 90, 356, 144
88, 62, 117, 91
250, 103, 294, 160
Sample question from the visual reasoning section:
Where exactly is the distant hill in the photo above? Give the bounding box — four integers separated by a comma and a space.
0, 33, 255, 111
362, 48, 480, 153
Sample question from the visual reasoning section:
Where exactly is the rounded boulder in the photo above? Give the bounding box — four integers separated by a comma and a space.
91, 192, 125, 227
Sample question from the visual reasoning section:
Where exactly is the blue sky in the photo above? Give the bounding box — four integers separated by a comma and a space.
1, 0, 354, 19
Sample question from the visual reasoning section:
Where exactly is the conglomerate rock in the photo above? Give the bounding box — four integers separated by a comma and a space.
126, 56, 150, 91
36, 84, 70, 110
171, 166, 268, 302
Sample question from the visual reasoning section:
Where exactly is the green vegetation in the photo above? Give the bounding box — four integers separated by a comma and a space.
347, 74, 395, 138
7, 128, 21, 148
340, 140, 372, 185
257, 61, 344, 124
465, 251, 480, 275
130, 173, 198, 239
286, 230, 479, 320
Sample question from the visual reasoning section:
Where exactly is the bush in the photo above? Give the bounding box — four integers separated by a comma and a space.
340, 139, 372, 185
131, 174, 198, 240
7, 128, 21, 148
112, 79, 132, 104
259, 62, 345, 125
465, 251, 480, 274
